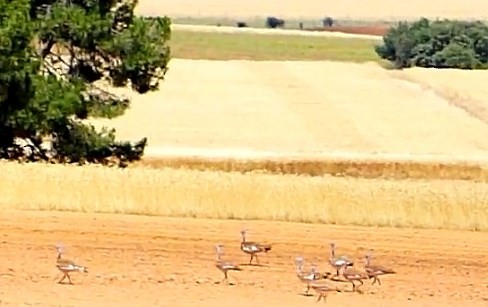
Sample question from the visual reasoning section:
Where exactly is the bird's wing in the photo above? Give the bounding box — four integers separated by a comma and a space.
367, 264, 395, 274
220, 261, 239, 270
241, 242, 261, 252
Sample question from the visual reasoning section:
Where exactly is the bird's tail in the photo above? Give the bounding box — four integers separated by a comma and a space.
77, 266, 88, 273
262, 244, 272, 252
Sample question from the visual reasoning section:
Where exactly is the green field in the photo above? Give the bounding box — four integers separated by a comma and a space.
170, 30, 381, 62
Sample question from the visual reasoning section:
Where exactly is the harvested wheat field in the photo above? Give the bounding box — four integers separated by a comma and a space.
90, 59, 488, 163
391, 68, 488, 124
1, 211, 487, 306
137, 0, 488, 20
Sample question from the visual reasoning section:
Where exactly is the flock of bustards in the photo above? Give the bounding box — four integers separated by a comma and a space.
54, 229, 396, 303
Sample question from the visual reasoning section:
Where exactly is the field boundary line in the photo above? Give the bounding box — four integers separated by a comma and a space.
144, 146, 488, 164
170, 24, 383, 41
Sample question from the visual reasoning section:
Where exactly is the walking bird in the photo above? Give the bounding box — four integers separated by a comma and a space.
239, 229, 272, 265
215, 244, 242, 284
294, 256, 324, 295
328, 242, 354, 277
364, 251, 396, 286
310, 282, 340, 303
339, 263, 369, 293
55, 243, 88, 285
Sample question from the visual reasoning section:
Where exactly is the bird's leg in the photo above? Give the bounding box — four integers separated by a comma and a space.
322, 293, 328, 303
255, 254, 260, 265
220, 271, 228, 284
336, 269, 339, 277
356, 279, 364, 290
249, 254, 254, 265
305, 283, 310, 294
316, 294, 322, 302
377, 277, 382, 286
350, 280, 356, 292
58, 273, 66, 284
371, 276, 377, 285
67, 273, 73, 285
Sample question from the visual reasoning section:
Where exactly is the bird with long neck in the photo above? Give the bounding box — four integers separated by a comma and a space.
215, 244, 242, 284
328, 242, 354, 277
239, 229, 272, 265
339, 263, 370, 293
55, 243, 88, 285
294, 256, 323, 295
364, 250, 396, 286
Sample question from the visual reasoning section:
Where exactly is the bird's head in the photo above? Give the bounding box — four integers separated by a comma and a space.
294, 256, 304, 268
364, 250, 373, 261
55, 242, 65, 254
215, 244, 224, 253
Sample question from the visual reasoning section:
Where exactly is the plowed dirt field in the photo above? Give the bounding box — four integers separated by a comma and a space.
1, 211, 487, 306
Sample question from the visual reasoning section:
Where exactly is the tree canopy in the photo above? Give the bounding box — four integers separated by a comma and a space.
0, 0, 171, 167
375, 18, 488, 70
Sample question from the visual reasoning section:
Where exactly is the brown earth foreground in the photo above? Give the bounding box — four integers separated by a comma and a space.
1, 211, 487, 306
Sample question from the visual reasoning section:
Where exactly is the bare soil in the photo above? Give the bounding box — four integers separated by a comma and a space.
1, 211, 487, 306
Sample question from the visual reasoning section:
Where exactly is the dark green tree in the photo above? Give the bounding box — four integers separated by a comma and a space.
0, 0, 171, 167
375, 18, 488, 70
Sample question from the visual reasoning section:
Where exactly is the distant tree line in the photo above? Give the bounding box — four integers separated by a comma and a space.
375, 18, 488, 70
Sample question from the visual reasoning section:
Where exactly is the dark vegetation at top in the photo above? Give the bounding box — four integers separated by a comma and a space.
0, 0, 171, 167
376, 18, 488, 69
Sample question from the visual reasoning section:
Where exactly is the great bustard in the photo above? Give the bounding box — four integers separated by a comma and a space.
328, 242, 354, 277
364, 250, 396, 286
310, 282, 340, 303
215, 244, 242, 284
240, 229, 272, 265
294, 256, 325, 295
339, 263, 369, 293
55, 243, 88, 285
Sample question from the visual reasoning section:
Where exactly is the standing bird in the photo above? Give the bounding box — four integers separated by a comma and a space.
215, 244, 242, 284
239, 229, 272, 265
364, 251, 396, 286
328, 242, 354, 277
339, 263, 370, 293
55, 243, 88, 285
294, 256, 324, 295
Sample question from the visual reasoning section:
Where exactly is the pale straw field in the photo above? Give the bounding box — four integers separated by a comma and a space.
90, 59, 488, 163
2, 161, 488, 230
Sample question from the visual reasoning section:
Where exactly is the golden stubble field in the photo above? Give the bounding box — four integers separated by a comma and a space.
90, 59, 488, 162
136, 0, 488, 20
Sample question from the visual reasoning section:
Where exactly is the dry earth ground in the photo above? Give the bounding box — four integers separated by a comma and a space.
1, 211, 487, 306
136, 0, 488, 20
90, 59, 488, 163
